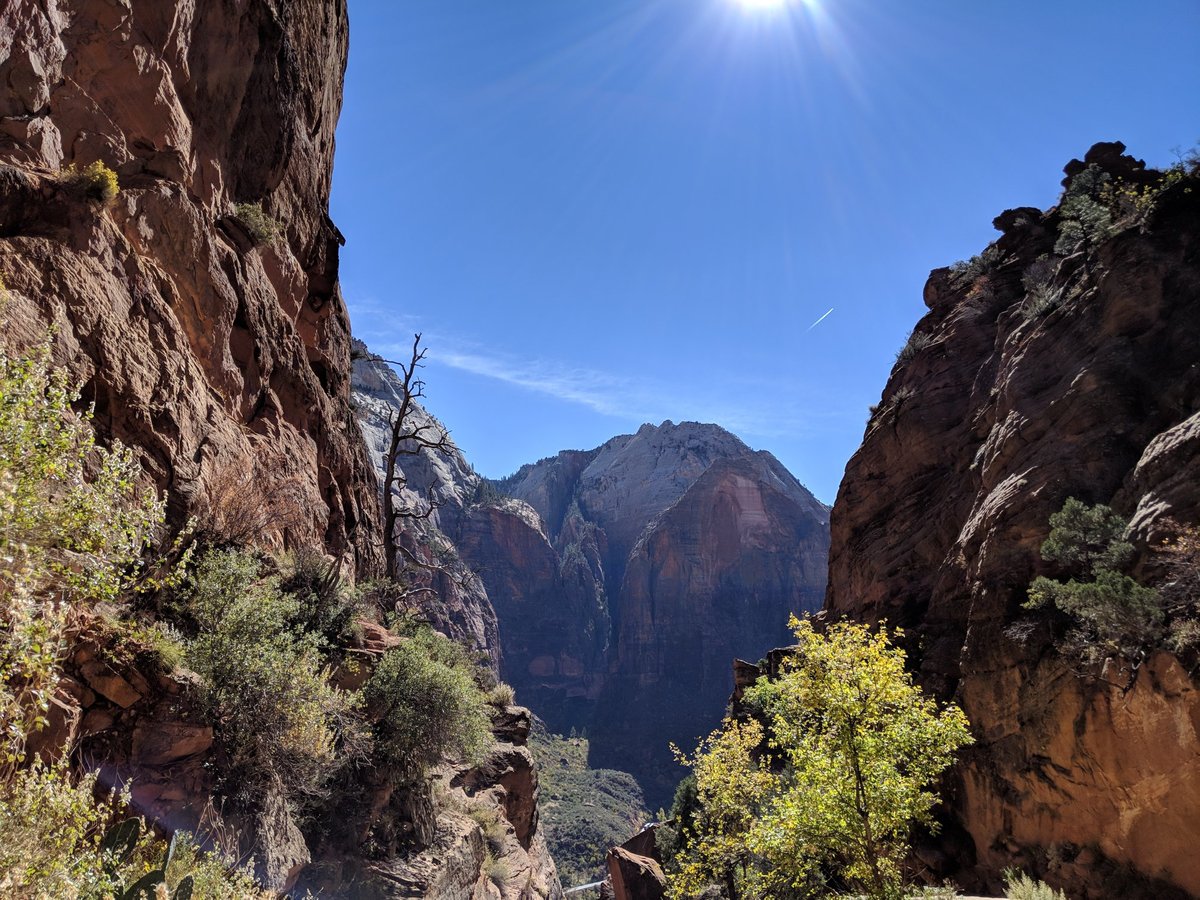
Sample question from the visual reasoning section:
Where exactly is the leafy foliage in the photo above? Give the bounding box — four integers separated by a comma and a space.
1004, 870, 1067, 900
363, 626, 491, 781
183, 549, 365, 810
1055, 165, 1115, 256
0, 338, 168, 770
1019, 257, 1063, 320
1024, 499, 1166, 666
233, 202, 279, 246
61, 161, 120, 203
1027, 501, 1200, 668
894, 330, 933, 367
0, 761, 263, 899
667, 617, 973, 900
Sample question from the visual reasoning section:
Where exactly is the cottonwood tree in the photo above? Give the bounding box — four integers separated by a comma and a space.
377, 333, 454, 581
668, 616, 973, 900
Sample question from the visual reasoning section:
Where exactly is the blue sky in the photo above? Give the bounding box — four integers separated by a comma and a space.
332, 0, 1199, 504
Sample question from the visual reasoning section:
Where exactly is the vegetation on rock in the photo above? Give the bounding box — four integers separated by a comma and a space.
1026, 499, 1199, 670
60, 160, 120, 203
232, 202, 279, 246
665, 617, 972, 900
0, 336, 504, 893
364, 625, 492, 780
530, 723, 648, 887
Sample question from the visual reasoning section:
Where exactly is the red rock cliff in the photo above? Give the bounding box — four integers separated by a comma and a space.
825, 143, 1200, 898
0, 0, 382, 573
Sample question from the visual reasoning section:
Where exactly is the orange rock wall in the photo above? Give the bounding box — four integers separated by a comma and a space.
825, 145, 1200, 898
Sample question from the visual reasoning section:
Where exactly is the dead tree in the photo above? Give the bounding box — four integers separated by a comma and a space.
379, 333, 453, 580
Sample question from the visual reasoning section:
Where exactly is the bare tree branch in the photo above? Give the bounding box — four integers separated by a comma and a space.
380, 333, 456, 580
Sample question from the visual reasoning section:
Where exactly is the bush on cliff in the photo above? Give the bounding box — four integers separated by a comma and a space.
666, 617, 973, 900
364, 625, 491, 781
0, 340, 268, 896
1026, 499, 1200, 669
182, 548, 367, 810
0, 336, 169, 771
233, 201, 280, 246
60, 160, 120, 203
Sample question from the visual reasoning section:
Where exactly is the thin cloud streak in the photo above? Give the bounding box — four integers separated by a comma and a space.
807, 307, 835, 330
348, 302, 854, 442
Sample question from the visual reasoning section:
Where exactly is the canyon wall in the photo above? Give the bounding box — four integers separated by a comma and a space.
825, 143, 1200, 898
355, 397, 832, 809
0, 0, 382, 574
0, 3, 563, 894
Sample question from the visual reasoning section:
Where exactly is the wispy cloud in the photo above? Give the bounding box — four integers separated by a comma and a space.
347, 300, 855, 442
807, 307, 835, 330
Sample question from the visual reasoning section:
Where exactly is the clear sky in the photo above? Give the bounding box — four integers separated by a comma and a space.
332, 0, 1199, 504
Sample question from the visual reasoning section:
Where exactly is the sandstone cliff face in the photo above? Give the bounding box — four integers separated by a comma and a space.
0, 0, 382, 574
826, 143, 1200, 898
492, 422, 830, 807
352, 387, 832, 808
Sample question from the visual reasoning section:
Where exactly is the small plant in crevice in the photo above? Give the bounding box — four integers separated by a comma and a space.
1020, 257, 1063, 320
894, 329, 934, 367
1004, 869, 1067, 900
948, 242, 1002, 284
60, 160, 120, 203
233, 202, 280, 246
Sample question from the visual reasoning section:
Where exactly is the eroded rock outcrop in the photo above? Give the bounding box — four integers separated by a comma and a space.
826, 143, 1200, 898
485, 422, 830, 807
0, 0, 382, 574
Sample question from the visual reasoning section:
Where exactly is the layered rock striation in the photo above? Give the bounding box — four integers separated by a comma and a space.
826, 143, 1200, 897
0, 0, 382, 573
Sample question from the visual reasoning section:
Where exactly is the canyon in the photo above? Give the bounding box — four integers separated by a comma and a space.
353, 346, 832, 808
2, 0, 1197, 897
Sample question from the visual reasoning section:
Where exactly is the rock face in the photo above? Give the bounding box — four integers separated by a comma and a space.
0, 0, 382, 574
431, 417, 830, 808
352, 378, 831, 806
825, 143, 1200, 898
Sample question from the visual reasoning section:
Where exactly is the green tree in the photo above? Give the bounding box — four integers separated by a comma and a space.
1025, 499, 1164, 666
668, 617, 973, 900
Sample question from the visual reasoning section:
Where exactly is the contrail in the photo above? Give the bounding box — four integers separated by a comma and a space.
807, 307, 835, 330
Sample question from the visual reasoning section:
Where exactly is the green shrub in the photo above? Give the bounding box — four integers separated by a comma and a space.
0, 761, 263, 898
948, 243, 1002, 283
894, 329, 934, 366
1055, 165, 1115, 256
669, 617, 973, 900
364, 627, 491, 781
183, 549, 365, 809
1025, 499, 1165, 666
0, 338, 168, 769
233, 202, 279, 246
468, 803, 509, 851
1004, 870, 1066, 900
60, 160, 119, 202
1020, 257, 1062, 320
278, 549, 362, 653
484, 849, 511, 887
486, 681, 516, 706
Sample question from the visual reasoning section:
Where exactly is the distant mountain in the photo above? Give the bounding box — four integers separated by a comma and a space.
353, 352, 830, 807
